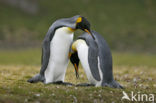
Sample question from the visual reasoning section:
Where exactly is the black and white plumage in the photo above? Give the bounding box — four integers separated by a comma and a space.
27, 15, 93, 84
70, 31, 123, 88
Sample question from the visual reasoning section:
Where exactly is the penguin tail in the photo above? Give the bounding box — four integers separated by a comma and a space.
102, 80, 124, 89
27, 74, 44, 83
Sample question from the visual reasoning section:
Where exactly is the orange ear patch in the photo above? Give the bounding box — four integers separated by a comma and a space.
76, 17, 82, 23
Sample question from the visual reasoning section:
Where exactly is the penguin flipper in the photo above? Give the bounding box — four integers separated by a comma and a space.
88, 40, 101, 81
27, 74, 45, 83
28, 30, 51, 83
40, 39, 51, 76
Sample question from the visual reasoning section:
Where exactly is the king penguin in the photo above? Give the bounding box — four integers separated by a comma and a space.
27, 15, 93, 84
69, 31, 123, 88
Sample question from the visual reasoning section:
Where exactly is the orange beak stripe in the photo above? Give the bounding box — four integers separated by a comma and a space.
84, 29, 91, 34
74, 63, 78, 73
84, 29, 95, 40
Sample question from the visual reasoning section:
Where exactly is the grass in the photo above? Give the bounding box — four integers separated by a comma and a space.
0, 48, 156, 67
0, 48, 41, 65
0, 49, 156, 103
0, 65, 155, 103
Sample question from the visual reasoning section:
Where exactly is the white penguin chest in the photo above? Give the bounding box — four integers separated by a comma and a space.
76, 40, 102, 86
50, 27, 73, 62
45, 27, 73, 83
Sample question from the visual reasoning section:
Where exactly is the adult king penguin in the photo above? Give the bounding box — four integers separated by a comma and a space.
69, 31, 123, 88
27, 15, 93, 84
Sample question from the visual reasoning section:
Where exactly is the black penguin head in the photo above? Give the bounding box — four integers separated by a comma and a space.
76, 17, 95, 40
69, 52, 80, 79
76, 17, 90, 31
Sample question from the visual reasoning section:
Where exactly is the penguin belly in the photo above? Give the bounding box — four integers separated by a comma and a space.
76, 40, 102, 86
45, 27, 73, 84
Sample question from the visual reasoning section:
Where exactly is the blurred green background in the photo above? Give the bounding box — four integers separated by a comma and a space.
0, 0, 156, 52
0, 0, 156, 67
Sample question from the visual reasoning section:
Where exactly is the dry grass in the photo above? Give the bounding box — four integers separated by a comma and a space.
0, 64, 155, 103
0, 49, 155, 102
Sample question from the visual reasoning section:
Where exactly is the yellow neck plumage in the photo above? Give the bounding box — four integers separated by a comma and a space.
71, 39, 85, 52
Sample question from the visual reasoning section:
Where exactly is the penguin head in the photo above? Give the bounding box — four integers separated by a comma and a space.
68, 42, 80, 79
69, 51, 80, 79
66, 15, 95, 39
75, 16, 95, 40
76, 17, 90, 32
56, 15, 95, 39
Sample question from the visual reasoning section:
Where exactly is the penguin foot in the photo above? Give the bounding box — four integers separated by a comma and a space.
27, 74, 44, 83
76, 83, 95, 87
51, 81, 74, 86
102, 80, 123, 89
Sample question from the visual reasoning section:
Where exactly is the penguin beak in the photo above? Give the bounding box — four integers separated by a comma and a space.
84, 29, 95, 40
74, 63, 79, 79
68, 52, 79, 78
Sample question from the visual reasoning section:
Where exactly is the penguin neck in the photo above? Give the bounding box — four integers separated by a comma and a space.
72, 39, 86, 52
56, 27, 74, 35
52, 26, 74, 45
